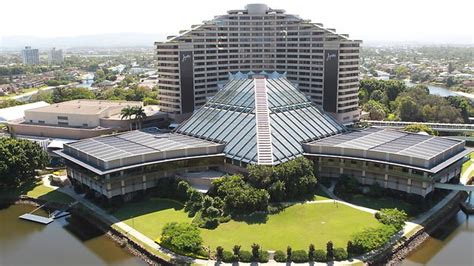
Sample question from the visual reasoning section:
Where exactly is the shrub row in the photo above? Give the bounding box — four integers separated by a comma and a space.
274, 243, 348, 263
216, 244, 269, 263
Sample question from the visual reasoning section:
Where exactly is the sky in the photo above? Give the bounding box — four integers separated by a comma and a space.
0, 0, 473, 44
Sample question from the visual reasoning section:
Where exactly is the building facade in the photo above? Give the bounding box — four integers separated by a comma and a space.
21, 46, 40, 65
8, 100, 167, 139
155, 4, 361, 123
48, 48, 64, 64
57, 75, 467, 202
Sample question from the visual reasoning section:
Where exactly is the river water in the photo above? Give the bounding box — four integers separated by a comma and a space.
403, 196, 474, 265
0, 204, 146, 266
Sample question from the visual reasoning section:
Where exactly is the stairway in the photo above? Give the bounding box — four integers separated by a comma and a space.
254, 78, 273, 165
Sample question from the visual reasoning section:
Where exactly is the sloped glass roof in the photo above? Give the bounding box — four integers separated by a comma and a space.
175, 75, 345, 165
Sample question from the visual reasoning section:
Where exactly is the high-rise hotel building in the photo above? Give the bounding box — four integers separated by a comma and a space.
155, 4, 361, 123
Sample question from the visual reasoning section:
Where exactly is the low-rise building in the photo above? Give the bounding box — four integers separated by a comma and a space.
8, 100, 168, 139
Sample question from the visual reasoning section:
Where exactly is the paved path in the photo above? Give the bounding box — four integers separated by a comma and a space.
55, 184, 209, 265
41, 178, 461, 265
460, 158, 474, 185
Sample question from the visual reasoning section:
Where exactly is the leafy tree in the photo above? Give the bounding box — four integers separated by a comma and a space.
350, 225, 397, 254
397, 96, 420, 121
375, 208, 408, 231
0, 138, 49, 188
233, 245, 241, 256
369, 90, 385, 102
52, 87, 95, 103
160, 222, 202, 253
363, 100, 386, 120
211, 175, 269, 213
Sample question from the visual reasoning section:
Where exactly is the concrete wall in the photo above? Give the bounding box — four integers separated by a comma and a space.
8, 123, 113, 139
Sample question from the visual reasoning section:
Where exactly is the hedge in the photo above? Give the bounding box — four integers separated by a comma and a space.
274, 250, 287, 262
291, 250, 309, 263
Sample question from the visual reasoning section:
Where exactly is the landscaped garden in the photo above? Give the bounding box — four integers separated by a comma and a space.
109, 158, 410, 262
113, 197, 379, 251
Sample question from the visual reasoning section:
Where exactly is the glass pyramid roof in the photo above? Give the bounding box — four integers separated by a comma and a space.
175, 75, 345, 165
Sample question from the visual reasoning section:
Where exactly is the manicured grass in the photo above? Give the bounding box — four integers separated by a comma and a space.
112, 198, 378, 252
462, 152, 474, 180
200, 202, 379, 251
347, 194, 412, 214
313, 185, 332, 201
0, 179, 74, 204
112, 198, 192, 240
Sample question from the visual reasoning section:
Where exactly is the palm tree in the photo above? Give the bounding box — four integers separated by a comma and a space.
132, 106, 147, 129
120, 106, 134, 130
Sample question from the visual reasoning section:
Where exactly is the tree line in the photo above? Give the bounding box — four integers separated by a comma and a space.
360, 79, 473, 123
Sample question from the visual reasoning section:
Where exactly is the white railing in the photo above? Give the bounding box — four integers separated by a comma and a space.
362, 120, 474, 132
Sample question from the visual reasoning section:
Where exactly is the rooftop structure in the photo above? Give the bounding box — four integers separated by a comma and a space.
155, 4, 361, 124
176, 74, 345, 165
59, 129, 225, 175
303, 127, 467, 173
57, 76, 468, 199
8, 100, 168, 139
0, 101, 50, 123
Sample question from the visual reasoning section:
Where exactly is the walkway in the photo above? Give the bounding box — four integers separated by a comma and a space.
40, 176, 462, 265
56, 185, 209, 265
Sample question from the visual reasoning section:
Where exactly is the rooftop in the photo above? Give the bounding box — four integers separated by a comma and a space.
303, 127, 466, 171
176, 74, 345, 165
60, 128, 225, 174
27, 100, 142, 115
0, 101, 50, 123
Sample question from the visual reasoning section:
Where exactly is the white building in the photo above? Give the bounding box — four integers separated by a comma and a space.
21, 46, 40, 65
48, 48, 64, 64
155, 4, 361, 124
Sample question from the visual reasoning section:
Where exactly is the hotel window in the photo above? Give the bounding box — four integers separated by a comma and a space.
57, 116, 68, 120
58, 122, 69, 126
38, 120, 45, 124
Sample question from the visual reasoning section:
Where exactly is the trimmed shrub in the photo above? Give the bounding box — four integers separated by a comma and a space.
326, 241, 334, 260
216, 246, 224, 261
333, 248, 348, 261
308, 243, 316, 261
239, 250, 253, 262
286, 246, 292, 260
347, 241, 355, 257
222, 250, 237, 263
291, 250, 309, 263
258, 250, 269, 263
251, 243, 260, 259
314, 249, 327, 262
233, 245, 241, 256
274, 250, 287, 262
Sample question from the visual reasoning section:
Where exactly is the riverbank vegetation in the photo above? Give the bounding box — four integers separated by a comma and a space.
0, 138, 48, 188
360, 79, 473, 123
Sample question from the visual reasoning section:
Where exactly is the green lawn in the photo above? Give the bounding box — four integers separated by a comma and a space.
313, 185, 332, 201
200, 203, 378, 251
347, 194, 412, 214
112, 198, 379, 252
113, 198, 192, 240
462, 152, 474, 179
0, 179, 74, 204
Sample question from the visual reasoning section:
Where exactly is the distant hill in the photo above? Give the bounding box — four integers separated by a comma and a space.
0, 33, 167, 50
